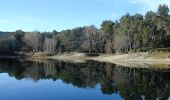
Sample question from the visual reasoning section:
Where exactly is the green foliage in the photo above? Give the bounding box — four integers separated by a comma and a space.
157, 4, 169, 17
0, 4, 170, 53
14, 30, 25, 41
101, 20, 114, 33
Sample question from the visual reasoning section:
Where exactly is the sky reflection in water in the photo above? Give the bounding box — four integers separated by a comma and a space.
0, 59, 169, 100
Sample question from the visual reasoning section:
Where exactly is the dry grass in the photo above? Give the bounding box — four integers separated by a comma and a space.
86, 53, 170, 69
45, 52, 170, 69
149, 52, 170, 59
47, 52, 86, 63
30, 52, 55, 58
46, 52, 170, 62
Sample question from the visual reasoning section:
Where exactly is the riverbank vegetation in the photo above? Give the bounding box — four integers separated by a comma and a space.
0, 4, 170, 56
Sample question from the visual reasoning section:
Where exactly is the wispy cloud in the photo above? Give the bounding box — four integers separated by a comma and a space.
0, 16, 54, 31
130, 0, 170, 11
0, 16, 37, 25
0, 19, 12, 25
95, 0, 111, 2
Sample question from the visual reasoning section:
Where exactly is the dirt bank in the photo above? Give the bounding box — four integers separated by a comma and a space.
47, 52, 170, 68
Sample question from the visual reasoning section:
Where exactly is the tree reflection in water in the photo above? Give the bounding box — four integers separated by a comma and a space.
0, 59, 169, 100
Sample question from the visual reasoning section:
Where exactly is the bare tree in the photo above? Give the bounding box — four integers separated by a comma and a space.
44, 38, 56, 52
23, 32, 41, 52
105, 39, 113, 54
82, 25, 99, 53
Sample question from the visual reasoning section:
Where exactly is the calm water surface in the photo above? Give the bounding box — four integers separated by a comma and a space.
0, 59, 169, 100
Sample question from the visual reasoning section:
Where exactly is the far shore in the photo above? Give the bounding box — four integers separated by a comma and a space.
45, 52, 170, 62
45, 52, 170, 69
46, 52, 170, 68
1, 52, 170, 69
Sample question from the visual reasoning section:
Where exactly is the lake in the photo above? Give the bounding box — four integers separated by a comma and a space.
0, 59, 169, 100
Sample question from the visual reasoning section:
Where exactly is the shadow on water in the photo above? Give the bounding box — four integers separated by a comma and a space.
0, 58, 170, 100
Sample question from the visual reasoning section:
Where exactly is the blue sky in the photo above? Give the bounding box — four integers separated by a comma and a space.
0, 0, 169, 32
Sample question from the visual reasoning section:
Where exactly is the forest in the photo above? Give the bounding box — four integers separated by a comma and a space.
0, 4, 170, 54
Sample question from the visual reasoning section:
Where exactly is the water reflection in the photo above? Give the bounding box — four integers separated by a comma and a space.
0, 59, 169, 100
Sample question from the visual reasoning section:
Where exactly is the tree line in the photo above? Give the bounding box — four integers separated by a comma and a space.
0, 4, 170, 54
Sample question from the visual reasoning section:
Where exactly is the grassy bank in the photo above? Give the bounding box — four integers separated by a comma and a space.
47, 52, 87, 63
47, 52, 170, 62
1, 51, 170, 68
46, 51, 170, 69
1, 51, 170, 63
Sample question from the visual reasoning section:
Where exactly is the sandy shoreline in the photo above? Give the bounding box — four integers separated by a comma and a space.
47, 52, 170, 62
47, 52, 170, 69
1, 52, 170, 69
